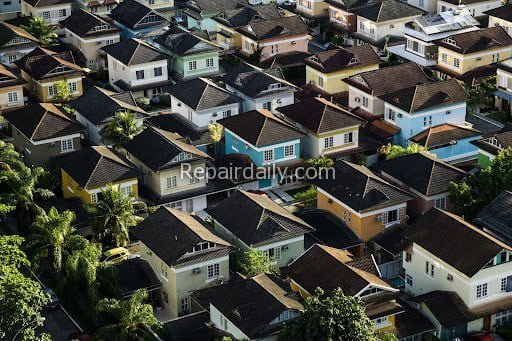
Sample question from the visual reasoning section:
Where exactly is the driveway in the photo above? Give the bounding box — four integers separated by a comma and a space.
42, 306, 81, 341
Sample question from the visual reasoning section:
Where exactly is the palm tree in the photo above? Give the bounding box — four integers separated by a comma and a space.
94, 289, 160, 341
21, 17, 57, 46
63, 241, 102, 300
88, 185, 144, 247
208, 123, 223, 157
101, 111, 143, 148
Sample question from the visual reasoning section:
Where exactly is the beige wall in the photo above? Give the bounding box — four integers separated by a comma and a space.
65, 29, 120, 70
0, 84, 24, 110
438, 46, 512, 75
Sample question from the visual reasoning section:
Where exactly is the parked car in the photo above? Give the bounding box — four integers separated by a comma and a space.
101, 247, 130, 264
42, 287, 59, 310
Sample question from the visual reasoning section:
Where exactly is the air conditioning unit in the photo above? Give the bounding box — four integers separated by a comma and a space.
192, 268, 201, 274
277, 99, 282, 104
376, 215, 383, 222
281, 245, 289, 250
355, 97, 361, 102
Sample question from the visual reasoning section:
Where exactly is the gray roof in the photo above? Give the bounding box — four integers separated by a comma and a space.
237, 15, 309, 41
224, 63, 293, 98
15, 47, 83, 81
410, 124, 481, 148
484, 4, 512, 21
474, 191, 512, 246
145, 113, 213, 146
155, 26, 218, 56
0, 22, 38, 47
213, 4, 281, 28
185, 0, 243, 15
23, 0, 70, 7
435, 26, 512, 54
110, 0, 167, 29
60, 9, 119, 38
353, 0, 424, 22
168, 78, 241, 111
101, 38, 168, 66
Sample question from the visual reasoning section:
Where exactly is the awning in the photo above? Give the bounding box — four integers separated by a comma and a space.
494, 89, 512, 102
103, 0, 118, 5
87, 1, 101, 7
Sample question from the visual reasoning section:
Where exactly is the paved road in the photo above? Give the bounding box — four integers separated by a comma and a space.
41, 306, 81, 341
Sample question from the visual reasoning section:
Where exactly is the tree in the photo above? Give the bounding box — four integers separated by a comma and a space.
237, 248, 272, 277
53, 80, 72, 102
88, 185, 143, 247
64, 241, 102, 301
281, 288, 379, 341
305, 156, 334, 169
94, 289, 159, 341
21, 17, 57, 46
208, 123, 223, 157
465, 78, 496, 115
379, 143, 430, 160
101, 111, 143, 148
0, 140, 24, 171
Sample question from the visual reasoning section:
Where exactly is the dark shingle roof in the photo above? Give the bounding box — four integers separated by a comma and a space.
56, 146, 140, 189
374, 152, 467, 196
405, 208, 511, 277
378, 79, 468, 113
353, 0, 424, 22
123, 126, 210, 172
305, 45, 381, 73
435, 26, 512, 54
393, 301, 435, 339
131, 206, 230, 266
15, 47, 83, 80
163, 311, 214, 340
145, 114, 213, 147
110, 0, 167, 29
313, 161, 413, 213
206, 190, 314, 246
70, 86, 146, 126
410, 291, 475, 327
277, 97, 365, 134
0, 63, 25, 88
60, 9, 119, 38
0, 22, 38, 47
185, 0, 243, 15
344, 63, 431, 97
114, 258, 160, 297
474, 190, 512, 246
410, 124, 481, 148
23, 0, 70, 7
219, 109, 304, 147
3, 103, 84, 142
213, 4, 281, 28
101, 38, 168, 66
155, 26, 218, 56
168, 78, 241, 111
484, 4, 512, 21
237, 15, 309, 41
371, 223, 408, 256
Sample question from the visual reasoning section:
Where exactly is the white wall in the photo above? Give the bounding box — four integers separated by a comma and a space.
108, 56, 168, 94
170, 95, 240, 129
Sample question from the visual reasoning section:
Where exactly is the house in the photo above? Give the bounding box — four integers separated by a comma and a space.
206, 190, 314, 266
60, 9, 120, 71
132, 206, 232, 318
313, 161, 413, 241
0, 22, 39, 66
219, 109, 305, 189
15, 47, 85, 102
134, 0, 174, 13
388, 9, 480, 67
370, 223, 409, 279
276, 97, 366, 159
102, 38, 171, 100
434, 27, 512, 82
344, 62, 431, 117
374, 152, 467, 215
167, 78, 241, 130
21, 0, 72, 34
494, 58, 512, 115
113, 258, 161, 300
379, 79, 469, 146
296, 0, 329, 19
327, 0, 373, 33
409, 124, 482, 163
109, 0, 169, 41
154, 26, 220, 81
163, 311, 217, 340
57, 146, 140, 204
75, 0, 119, 15
70, 86, 147, 145
193, 274, 303, 340
474, 191, 512, 247
471, 128, 512, 167
304, 45, 381, 94
485, 4, 512, 37
403, 208, 512, 339
213, 4, 282, 51
3, 103, 84, 167
437, 0, 502, 17
237, 15, 311, 62
350, 0, 424, 52
183, 0, 241, 33
0, 63, 25, 111
224, 63, 296, 113
0, 0, 21, 15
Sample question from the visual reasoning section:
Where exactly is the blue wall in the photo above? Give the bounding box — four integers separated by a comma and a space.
428, 135, 481, 161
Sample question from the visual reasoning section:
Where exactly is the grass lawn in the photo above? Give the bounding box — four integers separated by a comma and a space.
487, 111, 510, 124
285, 186, 310, 198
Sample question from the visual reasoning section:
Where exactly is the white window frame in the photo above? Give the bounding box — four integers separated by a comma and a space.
61, 139, 73, 152
263, 149, 274, 162
206, 57, 214, 68
324, 136, 334, 148
120, 185, 132, 197
7, 91, 18, 103
166, 176, 177, 189
434, 197, 446, 209
90, 192, 98, 204
207, 263, 220, 279
476, 283, 488, 299
188, 61, 197, 71
344, 132, 353, 144
284, 144, 294, 157
180, 297, 189, 313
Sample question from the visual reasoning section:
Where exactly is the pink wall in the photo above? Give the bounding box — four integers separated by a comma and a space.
259, 35, 309, 61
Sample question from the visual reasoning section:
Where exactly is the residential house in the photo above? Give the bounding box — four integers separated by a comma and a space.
494, 58, 512, 115
102, 38, 171, 100
193, 274, 303, 339
474, 190, 512, 247
213, 4, 282, 51
434, 27, 512, 83
219, 109, 305, 189
350, 0, 424, 52
71, 86, 147, 145
109, 0, 169, 41
57, 145, 140, 204
3, 103, 84, 166
0, 22, 39, 65
75, 0, 119, 15
370, 223, 409, 279
163, 311, 214, 340
326, 0, 373, 33
277, 97, 367, 159
344, 62, 431, 117
0, 0, 21, 15
168, 78, 241, 130
471, 128, 512, 167
21, 0, 72, 34
313, 161, 413, 241
379, 79, 469, 146
437, 0, 502, 17
134, 0, 174, 13
113, 258, 161, 300
183, 0, 241, 33
374, 152, 467, 215
60, 9, 120, 71
224, 63, 296, 113
485, 4, 512, 37
0, 63, 25, 111
132, 206, 232, 318
237, 15, 311, 61
403, 208, 512, 339
296, 0, 329, 19
15, 47, 85, 102
206, 190, 315, 266
409, 123, 482, 163
304, 45, 381, 93
154, 26, 220, 81
388, 9, 480, 67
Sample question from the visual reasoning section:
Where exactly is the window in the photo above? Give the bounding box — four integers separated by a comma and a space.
7, 91, 18, 103
362, 97, 369, 108
387, 109, 396, 121
8, 54, 18, 63
261, 247, 281, 261
136, 70, 145, 80
318, 76, 324, 88
359, 21, 364, 30
154, 67, 162, 77
188, 61, 197, 70
405, 252, 412, 262
222, 110, 231, 119
244, 40, 251, 51
169, 201, 182, 210
149, 0, 155, 4
58, 8, 67, 17
387, 209, 398, 224
166, 176, 177, 189
207, 263, 220, 279
181, 297, 189, 313
454, 58, 460, 68
344, 132, 353, 144
423, 115, 432, 127
425, 261, 434, 277
105, 39, 114, 45
324, 136, 334, 148
90, 193, 98, 204
435, 197, 446, 209
263, 101, 272, 111
284, 145, 294, 157
271, 44, 279, 55
120, 186, 132, 196
373, 316, 390, 329
419, 0, 424, 7
264, 149, 274, 162
502, 277, 508, 292
48, 85, 56, 97
476, 283, 488, 299
69, 82, 77, 93
189, 174, 200, 184
441, 53, 447, 63
220, 315, 228, 329
61, 139, 73, 152
42, 11, 51, 20
406, 274, 413, 286
206, 57, 214, 68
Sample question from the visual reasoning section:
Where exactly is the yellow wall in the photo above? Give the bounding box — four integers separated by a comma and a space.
376, 314, 396, 333
306, 64, 379, 94
216, 23, 242, 49
39, 77, 84, 102
438, 46, 512, 75
297, 0, 329, 17
0, 84, 24, 110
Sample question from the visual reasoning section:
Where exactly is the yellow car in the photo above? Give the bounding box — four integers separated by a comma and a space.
102, 247, 129, 264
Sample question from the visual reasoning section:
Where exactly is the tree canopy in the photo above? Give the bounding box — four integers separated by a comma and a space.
380, 143, 430, 160
101, 111, 143, 148
21, 17, 57, 47
237, 248, 273, 277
